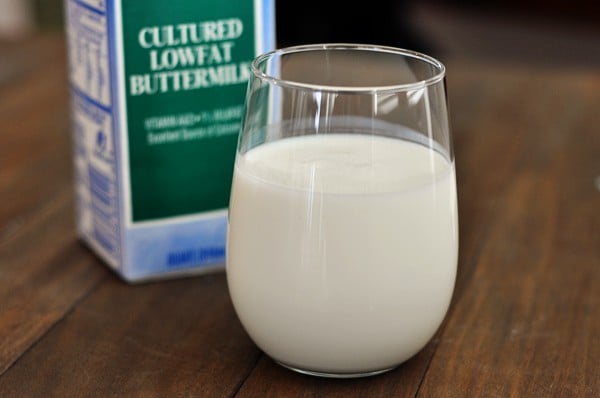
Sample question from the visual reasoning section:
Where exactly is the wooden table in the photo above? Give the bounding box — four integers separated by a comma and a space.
1, 34, 598, 397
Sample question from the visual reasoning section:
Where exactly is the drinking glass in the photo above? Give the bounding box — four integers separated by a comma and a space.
226, 44, 458, 378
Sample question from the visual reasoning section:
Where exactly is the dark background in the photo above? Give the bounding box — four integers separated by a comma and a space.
274, 0, 599, 67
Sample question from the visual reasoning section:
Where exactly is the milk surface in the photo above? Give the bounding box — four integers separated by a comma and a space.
227, 133, 458, 374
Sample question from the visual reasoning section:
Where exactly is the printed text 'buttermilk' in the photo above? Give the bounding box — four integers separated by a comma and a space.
129, 18, 251, 96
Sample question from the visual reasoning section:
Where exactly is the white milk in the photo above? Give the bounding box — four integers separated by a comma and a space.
227, 133, 458, 374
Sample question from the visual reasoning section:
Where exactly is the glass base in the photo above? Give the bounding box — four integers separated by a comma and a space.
276, 361, 397, 379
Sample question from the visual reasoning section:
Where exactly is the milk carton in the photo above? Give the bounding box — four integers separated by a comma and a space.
64, 0, 276, 282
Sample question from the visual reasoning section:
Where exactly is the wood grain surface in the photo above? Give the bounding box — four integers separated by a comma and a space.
0, 34, 598, 397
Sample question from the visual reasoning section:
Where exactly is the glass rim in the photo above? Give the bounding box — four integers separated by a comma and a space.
251, 43, 446, 93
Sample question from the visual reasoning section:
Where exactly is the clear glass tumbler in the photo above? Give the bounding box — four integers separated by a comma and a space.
226, 44, 458, 378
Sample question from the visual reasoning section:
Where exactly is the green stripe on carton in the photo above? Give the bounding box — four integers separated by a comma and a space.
121, 0, 255, 221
